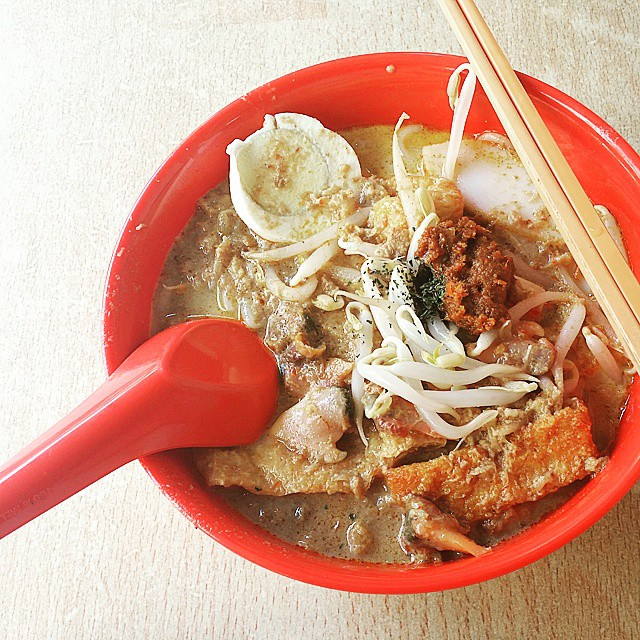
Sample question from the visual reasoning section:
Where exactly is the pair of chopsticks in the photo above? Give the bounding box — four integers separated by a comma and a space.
437, 0, 640, 371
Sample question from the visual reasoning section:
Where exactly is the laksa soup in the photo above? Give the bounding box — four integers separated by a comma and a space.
153, 71, 631, 564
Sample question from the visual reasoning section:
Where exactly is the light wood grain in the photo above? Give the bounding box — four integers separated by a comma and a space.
441, 0, 640, 372
0, 1, 638, 639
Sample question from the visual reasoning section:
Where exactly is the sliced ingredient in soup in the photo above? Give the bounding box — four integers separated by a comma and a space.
153, 67, 631, 564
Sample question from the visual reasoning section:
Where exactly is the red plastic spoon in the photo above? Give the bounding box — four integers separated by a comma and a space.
0, 318, 279, 540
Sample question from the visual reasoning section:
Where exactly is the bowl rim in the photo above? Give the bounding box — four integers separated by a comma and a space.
103, 51, 640, 593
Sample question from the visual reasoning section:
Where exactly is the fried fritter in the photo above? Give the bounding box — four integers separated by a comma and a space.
386, 402, 603, 524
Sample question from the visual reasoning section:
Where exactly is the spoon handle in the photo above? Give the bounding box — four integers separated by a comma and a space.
0, 362, 162, 540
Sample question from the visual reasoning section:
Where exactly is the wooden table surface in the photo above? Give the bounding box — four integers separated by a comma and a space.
1, 1, 639, 638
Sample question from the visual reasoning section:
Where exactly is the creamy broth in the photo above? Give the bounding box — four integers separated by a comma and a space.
153, 124, 631, 564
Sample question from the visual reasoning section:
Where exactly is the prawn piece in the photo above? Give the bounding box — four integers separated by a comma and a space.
404, 496, 488, 557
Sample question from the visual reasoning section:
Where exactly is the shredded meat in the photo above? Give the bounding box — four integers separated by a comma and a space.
386, 402, 603, 525
196, 409, 435, 498
484, 337, 556, 376
417, 216, 514, 335
404, 496, 488, 556
271, 386, 350, 464
281, 357, 353, 398
422, 175, 464, 221
196, 425, 432, 498
367, 196, 411, 258
265, 301, 352, 398
265, 301, 324, 357
361, 382, 445, 446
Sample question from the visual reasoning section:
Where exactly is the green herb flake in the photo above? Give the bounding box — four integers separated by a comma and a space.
411, 263, 445, 322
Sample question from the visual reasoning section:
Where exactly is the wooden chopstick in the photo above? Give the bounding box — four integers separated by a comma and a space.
437, 0, 640, 370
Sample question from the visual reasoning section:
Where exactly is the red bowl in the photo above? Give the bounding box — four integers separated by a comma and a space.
103, 52, 640, 593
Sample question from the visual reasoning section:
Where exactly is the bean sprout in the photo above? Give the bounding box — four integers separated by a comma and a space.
245, 208, 370, 261
556, 266, 615, 339
264, 266, 318, 302
514, 276, 545, 295
562, 360, 580, 396
357, 362, 456, 415
594, 205, 628, 263
347, 302, 374, 446
509, 291, 572, 324
417, 381, 537, 408
552, 304, 586, 393
467, 327, 499, 357
426, 317, 466, 356
443, 64, 477, 180
326, 264, 361, 286
388, 360, 532, 387
407, 212, 439, 265
414, 408, 499, 441
393, 113, 425, 230
312, 294, 344, 311
503, 249, 555, 288
289, 240, 339, 286
338, 237, 384, 257
582, 326, 623, 384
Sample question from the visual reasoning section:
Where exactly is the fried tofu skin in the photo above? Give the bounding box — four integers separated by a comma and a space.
386, 403, 603, 524
196, 417, 439, 498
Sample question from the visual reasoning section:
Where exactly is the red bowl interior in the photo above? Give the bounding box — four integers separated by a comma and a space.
103, 52, 640, 593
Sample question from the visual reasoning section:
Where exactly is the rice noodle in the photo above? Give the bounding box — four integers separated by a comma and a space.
582, 326, 623, 384
509, 291, 571, 324
552, 304, 586, 392
245, 208, 370, 261
443, 64, 477, 180
264, 265, 318, 302
347, 302, 374, 446
289, 240, 339, 286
